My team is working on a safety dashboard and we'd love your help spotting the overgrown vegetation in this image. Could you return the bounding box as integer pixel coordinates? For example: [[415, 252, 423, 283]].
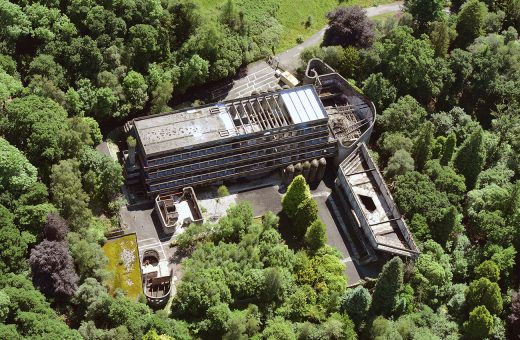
[[172, 198, 350, 338], [2, 0, 520, 338], [102, 234, 143, 300], [193, 0, 394, 51], [298, 2, 520, 338]]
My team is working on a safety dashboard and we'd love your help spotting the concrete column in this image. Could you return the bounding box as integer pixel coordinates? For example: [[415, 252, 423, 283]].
[[127, 136, 136, 166], [317, 158, 327, 182], [302, 161, 311, 181], [309, 159, 319, 182]]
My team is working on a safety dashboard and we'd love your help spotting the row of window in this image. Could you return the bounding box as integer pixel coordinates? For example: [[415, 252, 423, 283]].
[[146, 136, 330, 180], [146, 124, 329, 168], [148, 147, 336, 193]]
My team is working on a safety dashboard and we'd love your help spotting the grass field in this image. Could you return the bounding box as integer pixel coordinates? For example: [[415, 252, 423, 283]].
[[193, 0, 395, 51], [102, 234, 143, 300], [370, 11, 400, 23]]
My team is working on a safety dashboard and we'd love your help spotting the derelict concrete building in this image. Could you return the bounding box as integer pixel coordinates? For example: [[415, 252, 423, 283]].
[[123, 59, 418, 261], [124, 59, 376, 197], [335, 143, 420, 261]]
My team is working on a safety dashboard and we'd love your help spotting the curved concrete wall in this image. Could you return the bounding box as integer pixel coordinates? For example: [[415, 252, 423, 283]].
[[304, 58, 377, 166]]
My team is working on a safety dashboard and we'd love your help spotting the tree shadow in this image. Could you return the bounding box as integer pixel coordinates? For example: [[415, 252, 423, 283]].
[[276, 211, 304, 250]]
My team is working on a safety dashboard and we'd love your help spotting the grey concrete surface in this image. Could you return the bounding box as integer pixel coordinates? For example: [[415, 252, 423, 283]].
[[236, 186, 283, 216], [120, 203, 174, 261], [121, 174, 379, 285]]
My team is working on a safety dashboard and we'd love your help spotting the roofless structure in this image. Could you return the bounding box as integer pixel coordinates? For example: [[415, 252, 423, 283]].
[[336, 143, 420, 260], [155, 187, 203, 234]]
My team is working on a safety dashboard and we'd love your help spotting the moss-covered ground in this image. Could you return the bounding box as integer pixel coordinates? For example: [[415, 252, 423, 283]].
[[102, 234, 143, 300]]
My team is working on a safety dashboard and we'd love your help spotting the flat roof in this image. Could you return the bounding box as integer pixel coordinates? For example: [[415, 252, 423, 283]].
[[134, 85, 327, 156], [339, 144, 419, 256]]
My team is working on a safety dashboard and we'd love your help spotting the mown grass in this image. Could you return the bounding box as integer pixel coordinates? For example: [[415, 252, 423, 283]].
[[369, 11, 399, 23], [102, 234, 143, 300], [193, 0, 396, 51]]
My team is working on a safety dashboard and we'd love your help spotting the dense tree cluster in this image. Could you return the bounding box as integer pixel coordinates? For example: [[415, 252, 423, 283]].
[[298, 3, 520, 338], [172, 202, 350, 338], [0, 0, 284, 122], [1, 0, 520, 338]]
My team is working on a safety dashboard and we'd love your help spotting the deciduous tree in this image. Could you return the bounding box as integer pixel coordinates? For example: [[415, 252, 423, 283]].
[[377, 96, 428, 137], [365, 27, 452, 102], [0, 205, 35, 274], [323, 6, 375, 48], [0, 138, 37, 198], [29, 239, 79, 297], [43, 212, 69, 241], [50, 159, 92, 230], [1, 95, 71, 174], [261, 317, 296, 340], [384, 149, 415, 178], [122, 70, 148, 114], [68, 232, 108, 281], [362, 73, 397, 111], [404, 0, 446, 32]]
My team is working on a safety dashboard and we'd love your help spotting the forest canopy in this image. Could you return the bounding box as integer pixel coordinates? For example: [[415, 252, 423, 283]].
[[1, 0, 520, 338]]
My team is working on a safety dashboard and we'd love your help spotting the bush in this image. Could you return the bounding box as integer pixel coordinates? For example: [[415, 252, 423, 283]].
[[304, 219, 327, 253], [217, 185, 230, 198]]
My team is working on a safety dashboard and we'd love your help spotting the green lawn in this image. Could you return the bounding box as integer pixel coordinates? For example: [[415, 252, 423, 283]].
[[193, 0, 396, 51], [102, 234, 143, 300], [370, 11, 399, 23]]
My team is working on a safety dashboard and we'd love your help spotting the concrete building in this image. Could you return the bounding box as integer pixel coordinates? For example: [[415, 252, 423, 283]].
[[335, 143, 420, 262], [124, 60, 375, 197], [123, 59, 418, 261], [155, 187, 203, 234], [141, 249, 172, 307]]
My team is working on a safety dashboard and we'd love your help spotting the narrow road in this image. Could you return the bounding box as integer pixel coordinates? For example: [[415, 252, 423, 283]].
[[275, 1, 403, 71]]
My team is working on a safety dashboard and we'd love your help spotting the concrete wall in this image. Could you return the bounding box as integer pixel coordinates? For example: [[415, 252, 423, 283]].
[[359, 146, 418, 254]]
